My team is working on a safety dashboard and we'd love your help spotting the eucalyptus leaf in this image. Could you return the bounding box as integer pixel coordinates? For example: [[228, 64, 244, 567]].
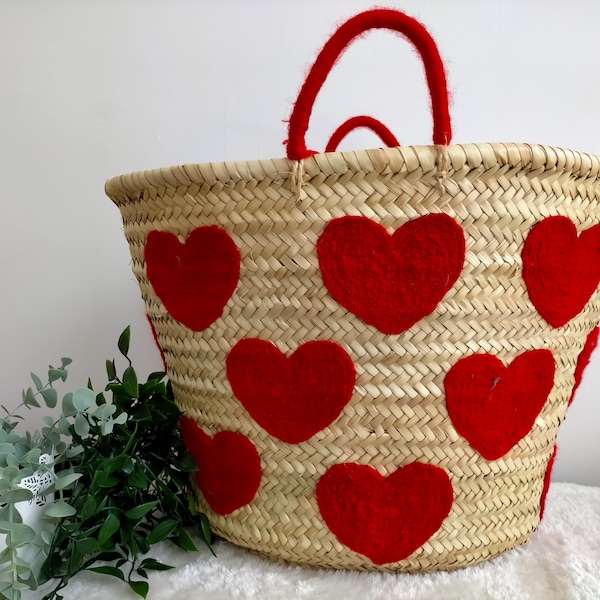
[[6, 454, 19, 468], [24, 387, 40, 408], [22, 447, 42, 463], [44, 500, 77, 518], [1, 466, 20, 483], [54, 472, 83, 491], [7, 523, 36, 548], [0, 582, 12, 594], [65, 444, 83, 458], [0, 521, 16, 533], [48, 368, 64, 383], [30, 372, 43, 391], [74, 412, 90, 437], [113, 413, 128, 426], [72, 388, 95, 412], [100, 420, 114, 435], [93, 404, 116, 420], [0, 488, 33, 504], [41, 387, 58, 409], [62, 391, 76, 416], [41, 528, 54, 545]]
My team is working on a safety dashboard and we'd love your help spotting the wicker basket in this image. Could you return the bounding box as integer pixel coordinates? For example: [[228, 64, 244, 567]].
[[105, 9, 600, 572]]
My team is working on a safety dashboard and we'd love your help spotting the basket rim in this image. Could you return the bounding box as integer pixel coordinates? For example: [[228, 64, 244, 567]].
[[105, 142, 600, 204]]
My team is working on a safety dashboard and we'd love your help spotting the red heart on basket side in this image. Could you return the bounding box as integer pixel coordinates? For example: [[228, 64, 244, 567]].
[[540, 445, 557, 521], [316, 462, 453, 565], [445, 350, 556, 461], [569, 327, 600, 406], [180, 417, 262, 515], [522, 216, 600, 328], [226, 339, 356, 444], [145, 227, 240, 332], [317, 214, 465, 334]]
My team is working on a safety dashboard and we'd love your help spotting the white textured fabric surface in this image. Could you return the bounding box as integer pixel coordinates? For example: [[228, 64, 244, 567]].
[[31, 482, 600, 600]]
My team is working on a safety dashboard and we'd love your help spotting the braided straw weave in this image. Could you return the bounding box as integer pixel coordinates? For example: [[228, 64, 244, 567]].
[[106, 142, 600, 572]]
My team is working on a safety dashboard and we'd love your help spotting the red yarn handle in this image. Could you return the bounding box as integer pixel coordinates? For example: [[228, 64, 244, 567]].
[[325, 116, 400, 153], [286, 9, 451, 160]]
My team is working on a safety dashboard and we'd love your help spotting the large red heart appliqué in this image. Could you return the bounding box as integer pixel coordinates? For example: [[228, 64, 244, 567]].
[[180, 417, 262, 515], [522, 216, 600, 328], [316, 462, 453, 565], [145, 226, 240, 332], [226, 339, 356, 444], [444, 350, 556, 461], [317, 214, 465, 335]]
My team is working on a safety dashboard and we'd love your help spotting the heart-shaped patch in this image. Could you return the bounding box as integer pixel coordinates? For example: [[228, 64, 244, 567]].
[[540, 445, 557, 521], [569, 327, 600, 406], [445, 350, 556, 460], [145, 226, 240, 332], [316, 214, 465, 335], [522, 216, 600, 328], [180, 417, 261, 515], [316, 462, 453, 565], [226, 339, 356, 444]]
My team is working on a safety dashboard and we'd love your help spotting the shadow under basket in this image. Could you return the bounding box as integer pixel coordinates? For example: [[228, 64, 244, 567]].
[[105, 9, 600, 573]]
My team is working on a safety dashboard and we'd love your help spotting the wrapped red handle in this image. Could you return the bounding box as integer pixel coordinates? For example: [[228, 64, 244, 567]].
[[286, 9, 451, 160], [325, 115, 400, 153]]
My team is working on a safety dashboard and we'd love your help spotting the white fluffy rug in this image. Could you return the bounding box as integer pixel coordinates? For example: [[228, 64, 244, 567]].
[[30, 482, 599, 600]]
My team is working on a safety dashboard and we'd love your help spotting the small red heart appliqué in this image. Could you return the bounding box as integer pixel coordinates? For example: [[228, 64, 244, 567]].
[[569, 327, 600, 406], [444, 350, 556, 461], [317, 214, 465, 335], [316, 462, 453, 565], [522, 216, 600, 328], [180, 417, 262, 515], [145, 226, 240, 332], [540, 445, 557, 521], [226, 339, 356, 444]]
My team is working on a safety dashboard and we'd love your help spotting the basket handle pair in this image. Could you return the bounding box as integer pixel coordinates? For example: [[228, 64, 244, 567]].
[[286, 9, 452, 159]]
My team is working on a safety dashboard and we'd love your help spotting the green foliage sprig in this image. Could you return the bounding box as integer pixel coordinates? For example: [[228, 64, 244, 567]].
[[0, 357, 72, 600], [39, 327, 214, 599], [0, 327, 213, 600]]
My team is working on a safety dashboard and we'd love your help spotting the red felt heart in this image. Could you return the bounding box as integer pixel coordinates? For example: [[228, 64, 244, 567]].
[[145, 226, 240, 332], [445, 350, 556, 461], [522, 216, 600, 328], [540, 445, 557, 521], [180, 417, 262, 515], [569, 327, 600, 406], [226, 339, 356, 444], [317, 214, 465, 334], [316, 462, 453, 565]]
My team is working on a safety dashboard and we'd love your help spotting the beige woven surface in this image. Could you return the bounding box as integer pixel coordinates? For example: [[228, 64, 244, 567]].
[[106, 142, 600, 572]]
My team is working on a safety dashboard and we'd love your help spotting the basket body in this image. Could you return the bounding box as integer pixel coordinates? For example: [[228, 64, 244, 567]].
[[106, 142, 600, 571]]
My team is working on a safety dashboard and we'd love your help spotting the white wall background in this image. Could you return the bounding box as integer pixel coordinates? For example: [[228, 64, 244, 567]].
[[1, 0, 599, 485]]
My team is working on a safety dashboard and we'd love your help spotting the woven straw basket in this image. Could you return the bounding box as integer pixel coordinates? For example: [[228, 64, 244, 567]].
[[105, 10, 600, 572]]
